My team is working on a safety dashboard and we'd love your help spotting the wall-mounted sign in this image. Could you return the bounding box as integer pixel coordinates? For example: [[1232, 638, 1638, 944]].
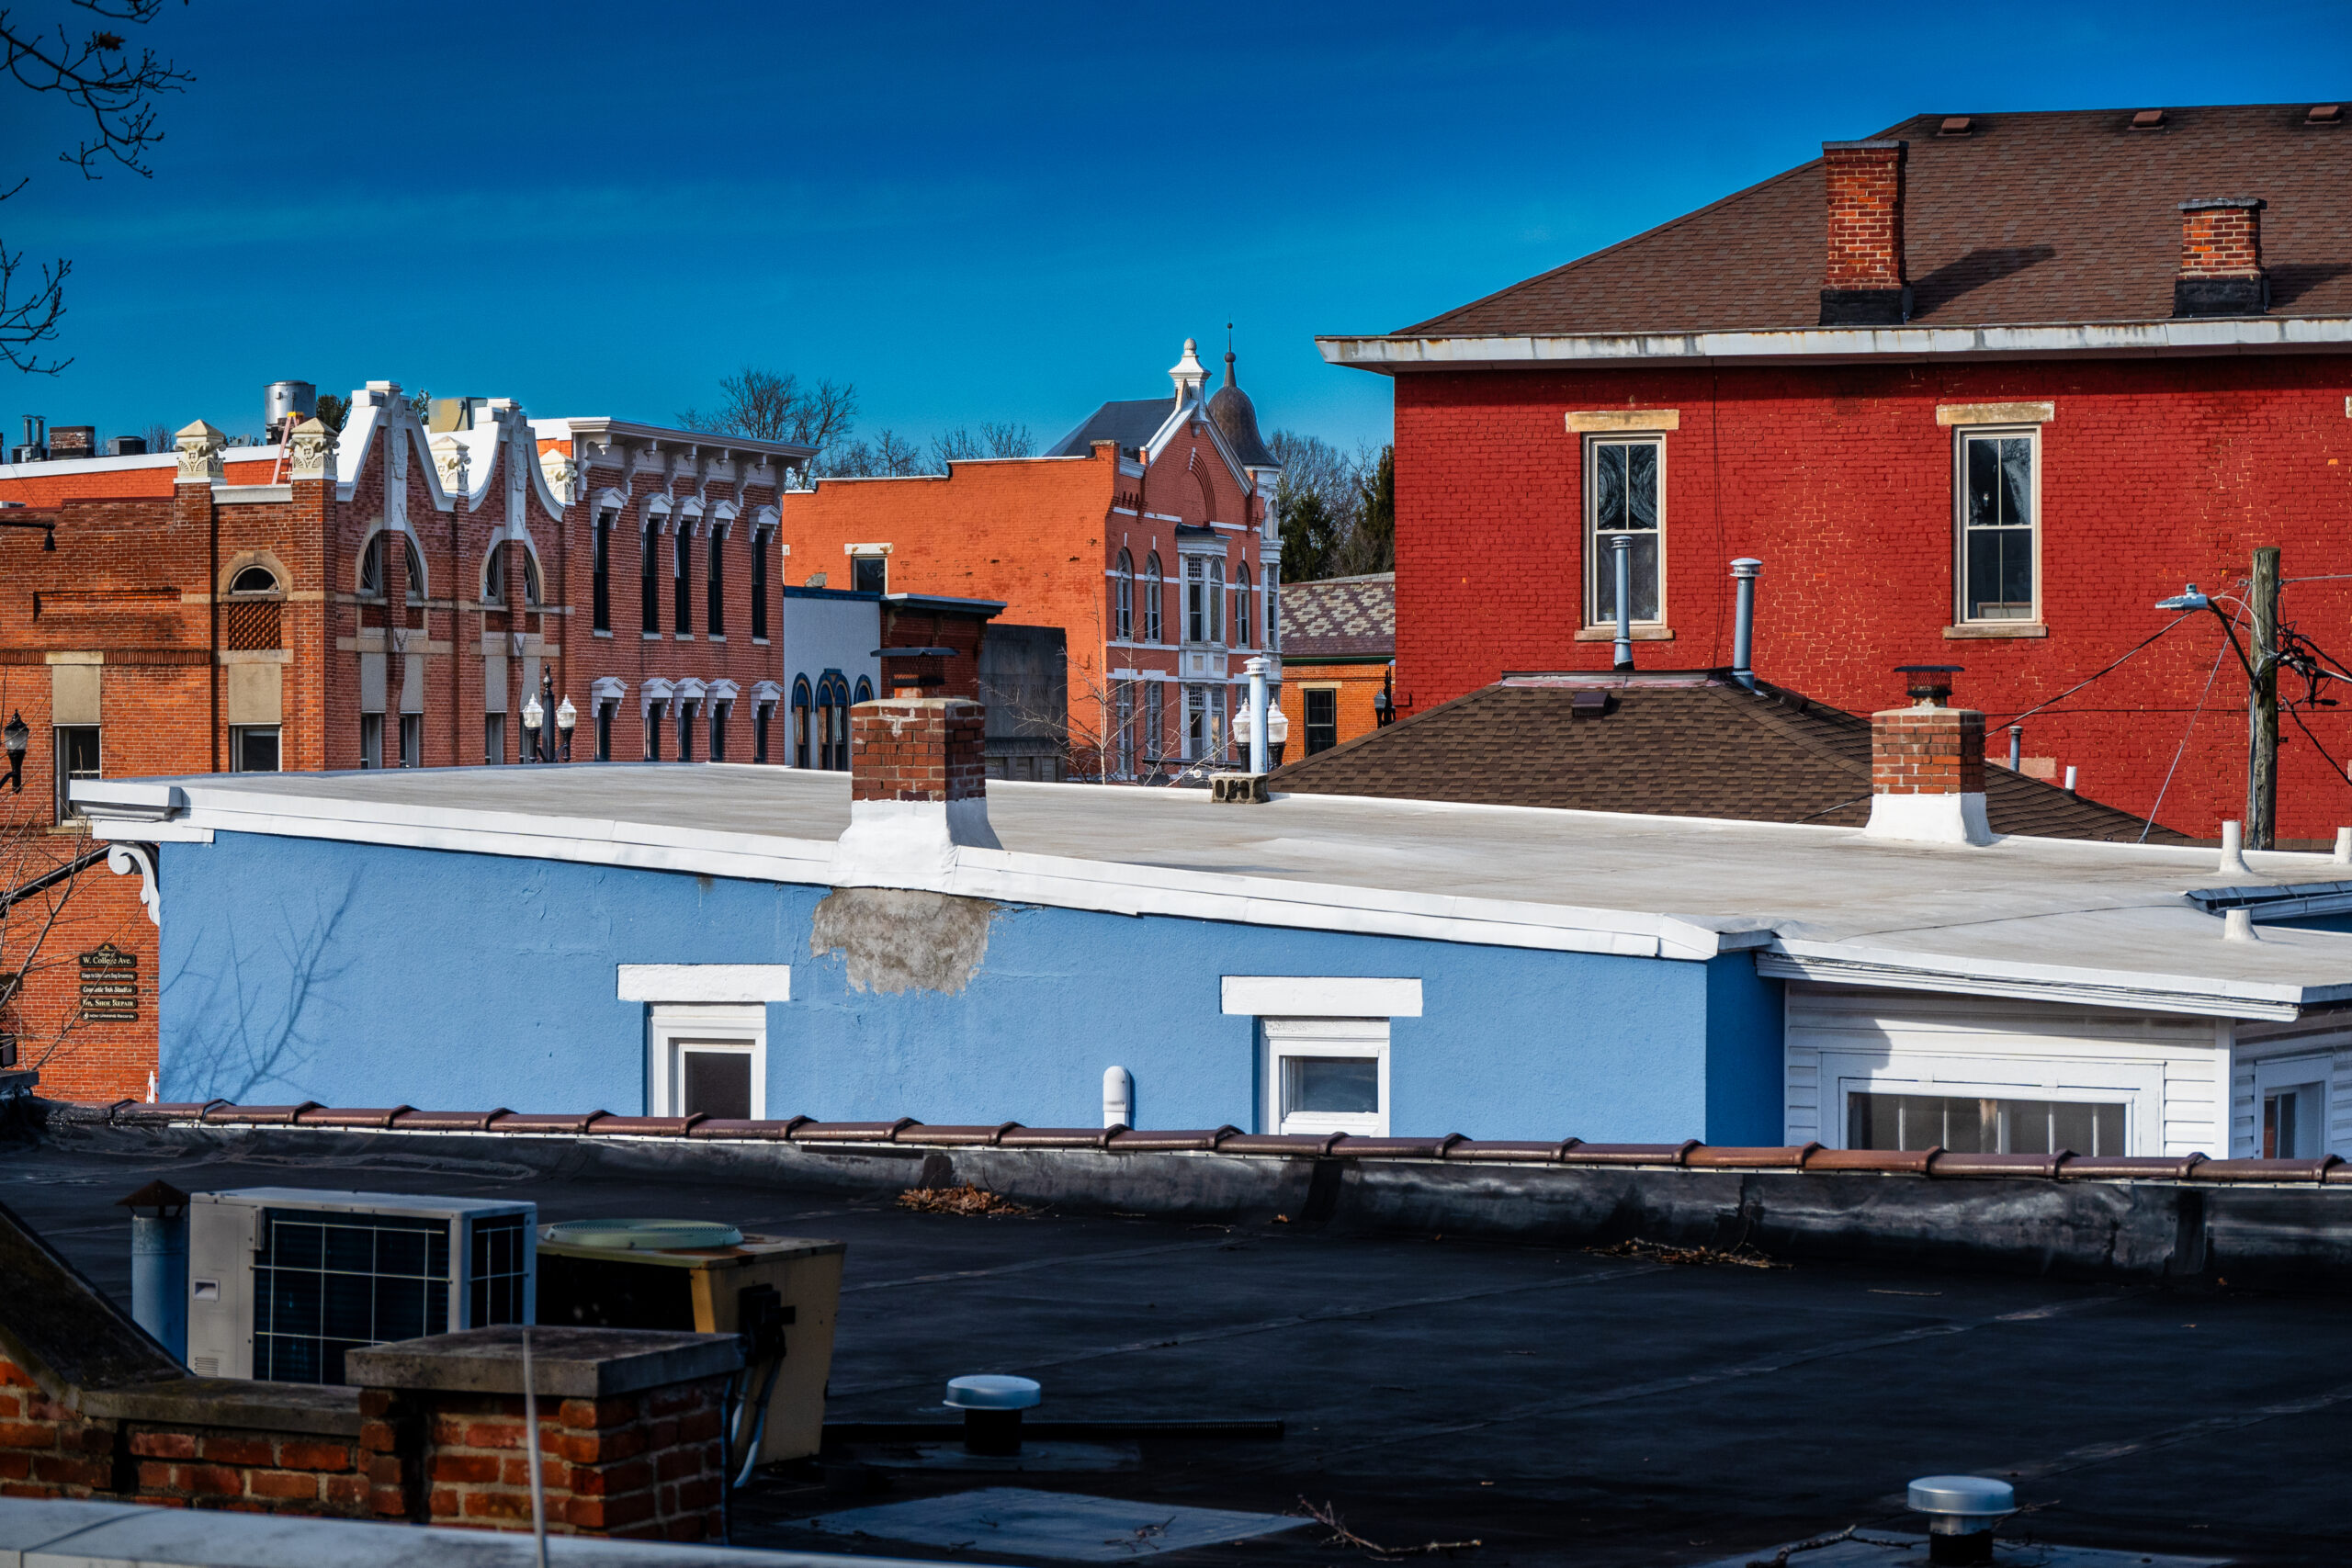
[[79, 942, 139, 1022]]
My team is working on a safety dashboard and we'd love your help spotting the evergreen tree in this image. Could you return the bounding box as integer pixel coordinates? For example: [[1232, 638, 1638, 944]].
[[1280, 486, 1342, 582]]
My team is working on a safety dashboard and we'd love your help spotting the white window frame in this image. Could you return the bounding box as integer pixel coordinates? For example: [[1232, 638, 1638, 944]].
[[645, 1002, 767, 1121], [1821, 1049, 2158, 1156], [2254, 1055, 2329, 1159], [1952, 424, 2042, 626], [1582, 434, 1667, 629], [1259, 1017, 1391, 1137]]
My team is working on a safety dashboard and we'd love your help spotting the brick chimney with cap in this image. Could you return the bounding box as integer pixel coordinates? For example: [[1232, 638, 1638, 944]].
[[2174, 197, 2268, 318], [1818, 140, 1909, 326], [1864, 665, 1992, 845], [831, 696, 1001, 885]]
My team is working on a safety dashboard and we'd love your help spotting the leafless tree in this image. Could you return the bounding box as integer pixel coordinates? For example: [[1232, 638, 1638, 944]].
[[1, 1, 193, 374], [139, 419, 168, 450], [680, 367, 860, 468], [0, 828, 129, 1082], [820, 428, 923, 479], [926, 422, 1034, 468]]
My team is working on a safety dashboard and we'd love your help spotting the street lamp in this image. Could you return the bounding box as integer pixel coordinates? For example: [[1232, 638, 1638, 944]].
[[2154, 583, 2212, 613], [3, 710, 26, 793], [555, 695, 577, 761], [520, 692, 542, 762]]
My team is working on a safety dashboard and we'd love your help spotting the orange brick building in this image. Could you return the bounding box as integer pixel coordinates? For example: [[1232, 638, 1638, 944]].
[[0, 386, 808, 1101], [777, 340, 1284, 779], [1278, 573, 1396, 755]]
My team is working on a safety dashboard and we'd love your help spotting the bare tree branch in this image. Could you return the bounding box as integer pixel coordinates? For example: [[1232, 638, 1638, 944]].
[[680, 367, 860, 466]]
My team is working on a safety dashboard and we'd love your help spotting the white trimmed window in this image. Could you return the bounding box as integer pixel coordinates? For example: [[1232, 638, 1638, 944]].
[[1956, 427, 2040, 624], [647, 1004, 764, 1121], [1262, 1017, 1390, 1136], [1584, 435, 1663, 627], [1222, 976, 1422, 1138]]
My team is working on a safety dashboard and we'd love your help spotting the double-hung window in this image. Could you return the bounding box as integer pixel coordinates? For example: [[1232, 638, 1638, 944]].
[[592, 510, 613, 633], [1585, 436, 1663, 627], [673, 529, 694, 635], [1957, 428, 2039, 624], [1114, 550, 1134, 641], [750, 530, 771, 640], [707, 532, 726, 637], [640, 523, 661, 634], [54, 726, 99, 821]]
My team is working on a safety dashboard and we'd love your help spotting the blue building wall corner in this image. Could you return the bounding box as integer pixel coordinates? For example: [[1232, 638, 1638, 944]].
[[1702, 953, 1784, 1146]]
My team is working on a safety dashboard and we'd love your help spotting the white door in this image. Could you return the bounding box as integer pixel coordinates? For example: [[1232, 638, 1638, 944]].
[[648, 1003, 765, 1121], [1261, 1017, 1389, 1136]]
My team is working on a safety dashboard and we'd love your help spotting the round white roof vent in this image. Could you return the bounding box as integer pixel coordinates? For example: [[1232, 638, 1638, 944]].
[[944, 1374, 1042, 1411], [543, 1218, 744, 1250]]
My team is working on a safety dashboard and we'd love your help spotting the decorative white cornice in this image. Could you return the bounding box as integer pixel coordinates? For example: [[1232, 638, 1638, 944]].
[[285, 419, 336, 481], [175, 422, 225, 484]]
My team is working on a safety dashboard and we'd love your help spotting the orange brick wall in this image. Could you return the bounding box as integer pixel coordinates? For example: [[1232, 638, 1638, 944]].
[[1282, 662, 1392, 754]]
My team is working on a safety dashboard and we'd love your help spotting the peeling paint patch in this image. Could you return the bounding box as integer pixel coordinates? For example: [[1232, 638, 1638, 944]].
[[811, 887, 999, 995]]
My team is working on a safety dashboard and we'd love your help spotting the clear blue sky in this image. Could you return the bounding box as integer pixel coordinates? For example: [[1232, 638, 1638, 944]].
[[3, 0, 2347, 454]]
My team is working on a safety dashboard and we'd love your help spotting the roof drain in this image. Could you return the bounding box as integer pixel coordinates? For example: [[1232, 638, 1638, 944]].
[[1906, 1475, 2016, 1564], [1729, 558, 1762, 690]]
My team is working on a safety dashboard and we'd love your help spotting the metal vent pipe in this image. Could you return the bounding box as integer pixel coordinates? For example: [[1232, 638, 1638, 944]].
[[1610, 533, 1634, 672], [1906, 1474, 2015, 1565], [1729, 558, 1762, 689]]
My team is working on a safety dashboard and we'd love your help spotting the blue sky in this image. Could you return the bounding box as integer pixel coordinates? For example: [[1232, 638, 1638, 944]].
[[3, 1, 2347, 454]]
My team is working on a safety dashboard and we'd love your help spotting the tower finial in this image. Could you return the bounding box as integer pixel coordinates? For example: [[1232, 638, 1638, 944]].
[[1224, 321, 1237, 385]]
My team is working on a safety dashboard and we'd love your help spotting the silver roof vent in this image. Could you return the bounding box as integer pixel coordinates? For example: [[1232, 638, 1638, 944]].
[[1906, 1474, 2016, 1564]]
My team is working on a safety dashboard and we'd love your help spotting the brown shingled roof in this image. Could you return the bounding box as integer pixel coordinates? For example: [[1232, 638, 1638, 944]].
[[1270, 674, 2188, 844], [1280, 572, 1394, 660], [1405, 104, 2352, 337]]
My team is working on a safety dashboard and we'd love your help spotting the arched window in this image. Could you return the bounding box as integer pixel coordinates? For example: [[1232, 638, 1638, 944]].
[[707, 529, 726, 636], [791, 676, 812, 768], [523, 549, 542, 608], [673, 525, 694, 635], [1114, 549, 1134, 641], [359, 532, 424, 603], [854, 675, 874, 704], [1235, 562, 1253, 649], [815, 672, 852, 770], [225, 562, 283, 653], [640, 518, 662, 633], [229, 565, 280, 595], [1142, 552, 1163, 643], [483, 545, 507, 606]]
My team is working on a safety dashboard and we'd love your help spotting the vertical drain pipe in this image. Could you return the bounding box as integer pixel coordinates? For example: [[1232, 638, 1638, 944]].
[[1728, 558, 1761, 690], [2007, 725, 2021, 772], [1610, 533, 1634, 673]]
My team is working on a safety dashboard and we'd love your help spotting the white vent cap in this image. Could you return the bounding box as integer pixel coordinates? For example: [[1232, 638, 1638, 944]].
[[1906, 1474, 2016, 1524], [945, 1374, 1041, 1411]]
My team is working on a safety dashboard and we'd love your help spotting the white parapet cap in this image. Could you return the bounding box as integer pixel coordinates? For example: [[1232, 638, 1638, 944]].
[[67, 767, 2352, 1021], [1315, 315, 2352, 374], [539, 416, 817, 464]]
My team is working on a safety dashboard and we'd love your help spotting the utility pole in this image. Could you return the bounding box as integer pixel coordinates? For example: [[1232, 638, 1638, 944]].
[[2249, 545, 2280, 850]]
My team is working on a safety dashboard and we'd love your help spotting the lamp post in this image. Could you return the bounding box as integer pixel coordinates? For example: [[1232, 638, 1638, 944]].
[[1374, 668, 1396, 728], [555, 695, 577, 762], [520, 692, 542, 763], [3, 710, 25, 793]]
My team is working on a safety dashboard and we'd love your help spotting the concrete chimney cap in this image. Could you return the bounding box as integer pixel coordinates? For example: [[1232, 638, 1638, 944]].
[[2179, 196, 2266, 211], [1821, 138, 1905, 152]]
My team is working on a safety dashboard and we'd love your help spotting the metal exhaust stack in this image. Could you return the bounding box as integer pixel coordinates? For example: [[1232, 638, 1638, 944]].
[[1610, 533, 1635, 672], [1729, 558, 1762, 689], [1906, 1475, 2015, 1565]]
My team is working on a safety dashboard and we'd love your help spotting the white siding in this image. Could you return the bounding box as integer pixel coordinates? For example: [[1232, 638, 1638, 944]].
[[1785, 984, 2229, 1157], [2229, 1011, 2352, 1158]]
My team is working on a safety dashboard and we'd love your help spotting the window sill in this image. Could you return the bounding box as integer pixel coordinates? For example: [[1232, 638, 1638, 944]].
[[1574, 626, 1675, 642], [1944, 622, 2048, 639], [752, 637, 769, 647], [641, 633, 662, 641], [594, 629, 613, 639], [708, 635, 726, 643]]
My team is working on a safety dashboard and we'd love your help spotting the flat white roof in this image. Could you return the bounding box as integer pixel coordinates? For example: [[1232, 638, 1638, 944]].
[[77, 766, 2352, 1020]]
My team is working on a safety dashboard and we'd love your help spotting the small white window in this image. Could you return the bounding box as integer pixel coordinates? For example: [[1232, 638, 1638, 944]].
[[1261, 1017, 1389, 1137], [2254, 1057, 2328, 1158], [647, 1003, 765, 1121]]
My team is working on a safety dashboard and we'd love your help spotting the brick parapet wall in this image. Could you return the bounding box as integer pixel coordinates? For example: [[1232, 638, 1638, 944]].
[[360, 1380, 725, 1540], [1871, 705, 1986, 795], [850, 698, 987, 804]]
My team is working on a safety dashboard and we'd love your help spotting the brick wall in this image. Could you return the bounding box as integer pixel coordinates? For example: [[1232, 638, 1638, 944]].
[[0, 1348, 368, 1516], [1821, 141, 1905, 289], [363, 1381, 726, 1540], [2179, 201, 2263, 276], [1392, 355, 2352, 840], [851, 698, 987, 804], [1281, 662, 1390, 752]]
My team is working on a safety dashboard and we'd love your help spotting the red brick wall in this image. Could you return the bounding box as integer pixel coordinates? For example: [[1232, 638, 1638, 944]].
[[1822, 141, 1905, 290], [2180, 204, 2263, 276], [850, 699, 987, 804], [1872, 705, 1987, 795], [1393, 355, 2352, 840], [1281, 663, 1390, 751]]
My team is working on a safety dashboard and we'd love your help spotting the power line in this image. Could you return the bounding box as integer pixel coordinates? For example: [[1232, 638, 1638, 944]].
[[2140, 609, 2236, 843], [1988, 613, 2199, 727]]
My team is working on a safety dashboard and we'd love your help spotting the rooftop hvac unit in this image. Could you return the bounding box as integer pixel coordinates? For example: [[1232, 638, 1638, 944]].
[[536, 1220, 843, 1468], [187, 1189, 536, 1384]]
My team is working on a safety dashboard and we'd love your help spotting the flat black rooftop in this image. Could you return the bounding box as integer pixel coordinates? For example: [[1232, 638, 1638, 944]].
[[5, 1130, 2341, 1566]]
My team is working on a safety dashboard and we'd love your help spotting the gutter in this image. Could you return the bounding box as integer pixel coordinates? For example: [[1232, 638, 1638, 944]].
[[1315, 315, 2352, 374]]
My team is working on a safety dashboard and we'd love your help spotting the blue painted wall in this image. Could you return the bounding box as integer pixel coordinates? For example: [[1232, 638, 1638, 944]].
[[156, 833, 1783, 1143]]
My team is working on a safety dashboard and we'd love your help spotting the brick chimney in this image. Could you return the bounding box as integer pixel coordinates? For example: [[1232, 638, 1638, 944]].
[[2174, 197, 2268, 318], [1819, 140, 1909, 327], [833, 695, 1001, 884], [1864, 666, 1991, 845]]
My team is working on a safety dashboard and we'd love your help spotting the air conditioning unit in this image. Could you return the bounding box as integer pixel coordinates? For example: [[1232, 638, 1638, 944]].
[[187, 1189, 537, 1383]]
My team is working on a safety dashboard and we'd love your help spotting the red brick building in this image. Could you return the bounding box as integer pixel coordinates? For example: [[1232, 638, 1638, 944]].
[[0, 387, 808, 1100], [777, 340, 1283, 779], [1318, 103, 2352, 841], [1277, 572, 1394, 754]]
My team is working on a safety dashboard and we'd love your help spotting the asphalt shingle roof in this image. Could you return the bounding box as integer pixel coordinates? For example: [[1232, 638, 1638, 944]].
[[1280, 572, 1395, 660], [1406, 104, 2352, 337], [1271, 675, 2188, 843], [1045, 398, 1177, 457]]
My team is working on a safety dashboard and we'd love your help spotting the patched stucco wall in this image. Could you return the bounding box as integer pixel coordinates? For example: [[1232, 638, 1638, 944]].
[[155, 832, 1780, 1142]]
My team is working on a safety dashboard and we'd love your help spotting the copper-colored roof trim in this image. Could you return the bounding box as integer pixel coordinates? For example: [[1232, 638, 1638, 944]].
[[200, 1102, 319, 1126], [585, 1115, 703, 1137], [390, 1108, 512, 1132], [294, 1105, 413, 1130]]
